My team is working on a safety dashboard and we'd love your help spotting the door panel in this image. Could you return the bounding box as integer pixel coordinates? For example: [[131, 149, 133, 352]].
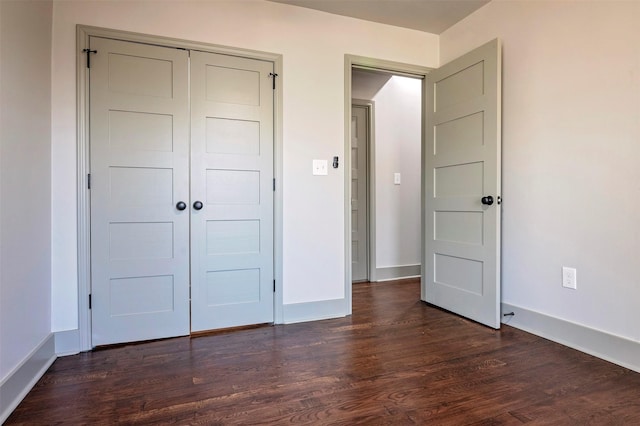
[[351, 105, 369, 282], [425, 39, 501, 328], [90, 37, 190, 345], [190, 51, 274, 332]]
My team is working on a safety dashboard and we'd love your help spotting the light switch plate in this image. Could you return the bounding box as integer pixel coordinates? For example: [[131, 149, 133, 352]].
[[394, 173, 401, 185], [313, 159, 328, 176]]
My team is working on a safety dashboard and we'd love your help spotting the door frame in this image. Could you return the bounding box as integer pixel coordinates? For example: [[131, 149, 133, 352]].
[[343, 55, 431, 315], [76, 25, 284, 350], [350, 99, 375, 283]]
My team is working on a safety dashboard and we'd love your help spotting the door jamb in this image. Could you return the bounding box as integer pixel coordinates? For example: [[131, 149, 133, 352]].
[[344, 55, 431, 315], [77, 25, 284, 350]]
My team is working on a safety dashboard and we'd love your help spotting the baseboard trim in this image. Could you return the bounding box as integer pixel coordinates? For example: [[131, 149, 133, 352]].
[[55, 329, 80, 356], [502, 303, 640, 373], [283, 298, 346, 324], [375, 264, 421, 282], [0, 333, 56, 423]]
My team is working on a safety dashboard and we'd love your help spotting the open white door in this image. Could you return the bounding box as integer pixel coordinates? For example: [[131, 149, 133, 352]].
[[351, 104, 369, 282], [424, 39, 501, 328]]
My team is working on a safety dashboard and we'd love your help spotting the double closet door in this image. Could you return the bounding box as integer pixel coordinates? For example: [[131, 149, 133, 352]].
[[89, 37, 274, 346]]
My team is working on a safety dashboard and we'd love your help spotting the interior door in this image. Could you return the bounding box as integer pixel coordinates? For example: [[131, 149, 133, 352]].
[[424, 39, 502, 328], [351, 104, 369, 282], [89, 37, 190, 345], [190, 51, 275, 332]]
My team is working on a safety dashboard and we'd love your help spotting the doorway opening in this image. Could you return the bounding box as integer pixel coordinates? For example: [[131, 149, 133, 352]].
[[345, 41, 502, 328], [344, 57, 430, 313]]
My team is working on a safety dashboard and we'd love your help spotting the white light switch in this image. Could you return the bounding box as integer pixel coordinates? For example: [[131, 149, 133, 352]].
[[313, 159, 328, 176], [394, 172, 401, 185]]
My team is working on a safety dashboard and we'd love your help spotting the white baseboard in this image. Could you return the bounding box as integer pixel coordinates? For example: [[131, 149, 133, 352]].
[[0, 333, 56, 423], [502, 302, 640, 373], [55, 329, 80, 356], [375, 264, 421, 282], [283, 298, 346, 324]]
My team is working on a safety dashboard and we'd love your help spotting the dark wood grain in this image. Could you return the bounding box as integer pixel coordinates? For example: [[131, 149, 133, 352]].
[[6, 278, 640, 424]]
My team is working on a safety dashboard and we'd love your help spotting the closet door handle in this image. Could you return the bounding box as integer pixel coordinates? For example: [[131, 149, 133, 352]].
[[176, 201, 187, 211], [193, 201, 203, 210]]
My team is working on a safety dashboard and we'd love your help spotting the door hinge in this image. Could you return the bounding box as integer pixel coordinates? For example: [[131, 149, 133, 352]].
[[269, 72, 278, 90], [87, 173, 91, 189], [82, 48, 97, 68], [89, 294, 92, 309], [273, 178, 276, 191], [273, 279, 276, 292]]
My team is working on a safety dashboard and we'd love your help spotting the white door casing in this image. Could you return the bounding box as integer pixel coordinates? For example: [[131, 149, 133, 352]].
[[189, 51, 275, 331], [425, 39, 502, 328], [351, 104, 369, 282], [89, 37, 190, 345]]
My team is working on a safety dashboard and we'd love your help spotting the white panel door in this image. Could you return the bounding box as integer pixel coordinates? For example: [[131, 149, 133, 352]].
[[90, 37, 190, 345], [351, 104, 369, 282], [425, 39, 502, 328], [190, 51, 274, 332]]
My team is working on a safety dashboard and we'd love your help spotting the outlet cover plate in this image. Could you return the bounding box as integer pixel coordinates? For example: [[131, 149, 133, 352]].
[[562, 267, 577, 289]]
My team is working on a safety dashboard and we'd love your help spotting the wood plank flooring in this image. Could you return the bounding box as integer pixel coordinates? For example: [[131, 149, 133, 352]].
[[6, 279, 640, 424]]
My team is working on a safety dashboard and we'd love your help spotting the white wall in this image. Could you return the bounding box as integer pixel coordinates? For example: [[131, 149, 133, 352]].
[[441, 1, 640, 342], [0, 0, 53, 380], [372, 76, 422, 270], [51, 0, 439, 331]]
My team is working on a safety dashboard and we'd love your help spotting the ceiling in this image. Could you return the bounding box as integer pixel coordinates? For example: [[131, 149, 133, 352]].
[[268, 0, 490, 34], [352, 69, 393, 99]]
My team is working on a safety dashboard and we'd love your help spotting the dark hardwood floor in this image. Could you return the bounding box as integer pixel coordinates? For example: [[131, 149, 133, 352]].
[[7, 278, 640, 425]]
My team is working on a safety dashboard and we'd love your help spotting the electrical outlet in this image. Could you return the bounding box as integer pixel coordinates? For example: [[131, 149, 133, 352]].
[[562, 267, 577, 289]]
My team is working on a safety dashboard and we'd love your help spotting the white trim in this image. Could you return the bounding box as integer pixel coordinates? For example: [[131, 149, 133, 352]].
[[344, 55, 431, 315], [348, 55, 433, 78], [375, 264, 421, 282], [77, 25, 281, 62], [420, 75, 428, 301], [0, 334, 56, 423], [76, 27, 91, 351], [344, 58, 353, 315], [502, 303, 640, 374], [273, 54, 284, 325], [76, 25, 284, 346], [282, 299, 346, 324], [352, 65, 426, 80], [54, 329, 80, 356]]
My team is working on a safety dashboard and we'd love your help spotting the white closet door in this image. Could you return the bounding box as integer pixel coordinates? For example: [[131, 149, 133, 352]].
[[190, 51, 275, 332], [89, 37, 190, 346]]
